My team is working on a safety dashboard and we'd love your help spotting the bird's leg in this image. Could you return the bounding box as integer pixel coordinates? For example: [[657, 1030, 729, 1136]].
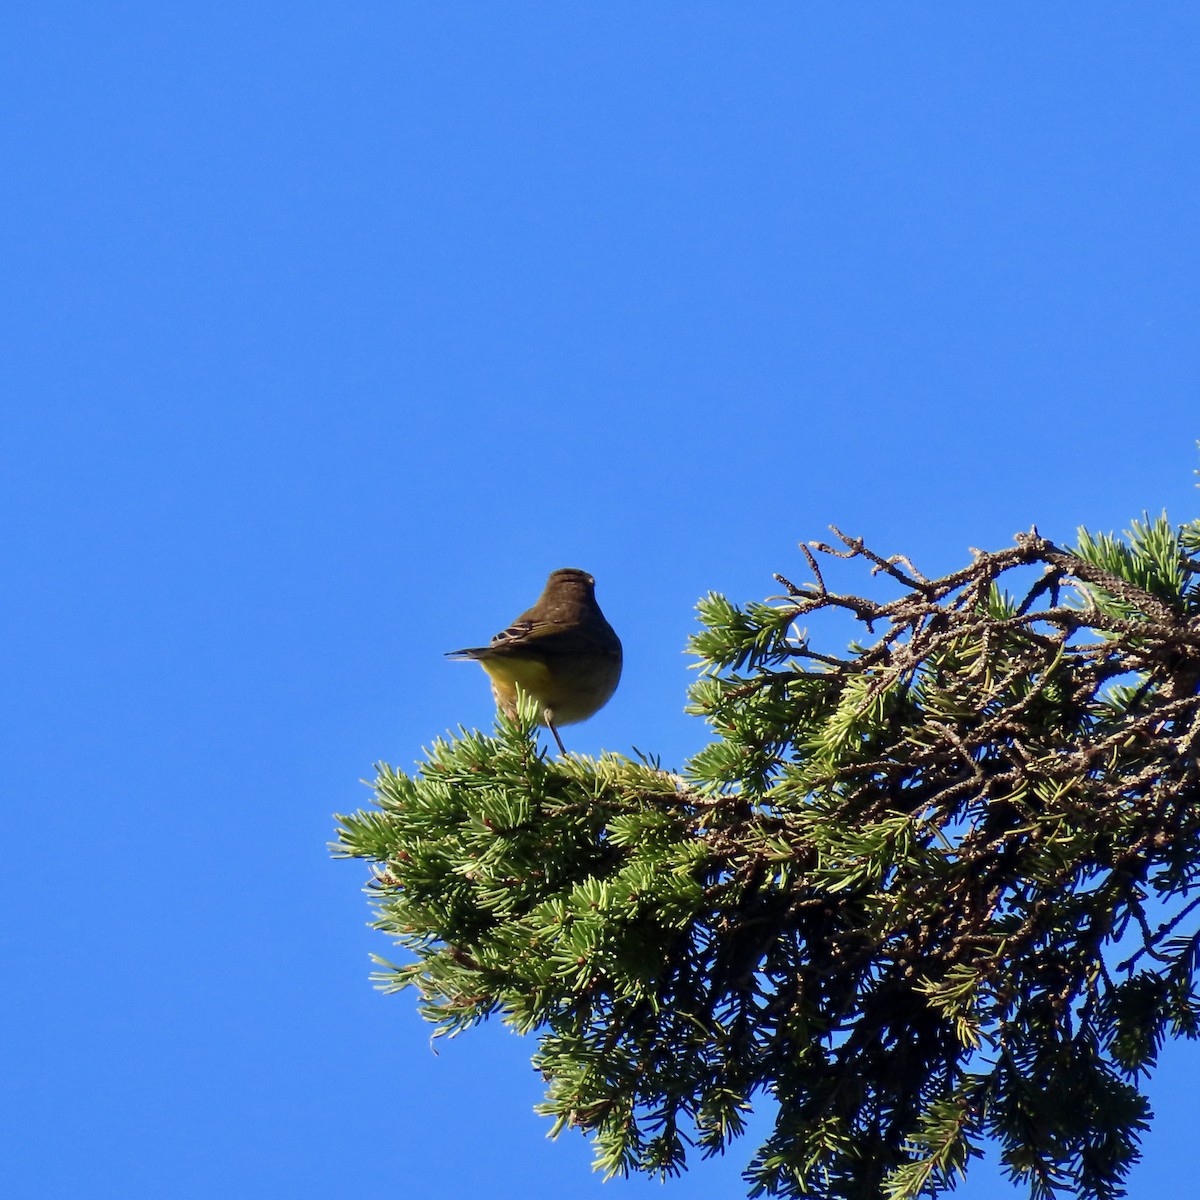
[[545, 709, 568, 755]]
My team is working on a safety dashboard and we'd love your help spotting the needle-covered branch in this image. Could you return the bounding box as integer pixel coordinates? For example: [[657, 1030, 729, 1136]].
[[336, 512, 1200, 1200]]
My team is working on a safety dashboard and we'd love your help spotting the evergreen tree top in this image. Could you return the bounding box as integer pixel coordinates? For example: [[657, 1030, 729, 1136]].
[[337, 512, 1200, 1200]]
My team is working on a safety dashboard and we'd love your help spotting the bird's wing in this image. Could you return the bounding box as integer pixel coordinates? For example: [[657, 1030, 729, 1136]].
[[487, 619, 617, 659], [443, 623, 572, 660]]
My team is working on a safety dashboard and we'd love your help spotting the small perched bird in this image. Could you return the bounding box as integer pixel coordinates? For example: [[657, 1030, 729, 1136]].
[[446, 568, 622, 754]]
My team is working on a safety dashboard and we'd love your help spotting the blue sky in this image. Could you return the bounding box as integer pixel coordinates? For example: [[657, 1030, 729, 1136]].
[[4, 5, 1199, 1198]]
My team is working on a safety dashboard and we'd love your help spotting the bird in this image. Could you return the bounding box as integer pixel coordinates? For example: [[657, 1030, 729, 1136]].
[[446, 568, 622, 754]]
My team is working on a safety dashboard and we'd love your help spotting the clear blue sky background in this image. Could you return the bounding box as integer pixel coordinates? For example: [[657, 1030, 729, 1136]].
[[4, 5, 1199, 1198]]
